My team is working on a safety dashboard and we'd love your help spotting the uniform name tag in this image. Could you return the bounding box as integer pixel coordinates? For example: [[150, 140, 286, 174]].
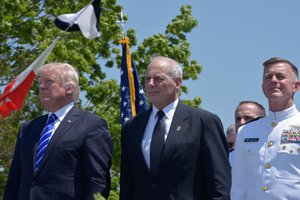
[[244, 138, 259, 142]]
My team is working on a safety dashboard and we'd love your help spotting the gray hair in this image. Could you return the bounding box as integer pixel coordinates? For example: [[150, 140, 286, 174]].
[[40, 63, 80, 101], [226, 124, 236, 136], [150, 55, 183, 79]]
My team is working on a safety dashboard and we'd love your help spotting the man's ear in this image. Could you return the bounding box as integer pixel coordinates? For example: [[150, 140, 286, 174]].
[[294, 81, 300, 92], [65, 86, 74, 95], [175, 76, 182, 88]]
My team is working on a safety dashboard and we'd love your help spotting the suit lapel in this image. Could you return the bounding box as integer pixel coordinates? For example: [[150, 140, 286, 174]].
[[133, 109, 153, 177], [157, 102, 189, 177], [34, 106, 79, 177]]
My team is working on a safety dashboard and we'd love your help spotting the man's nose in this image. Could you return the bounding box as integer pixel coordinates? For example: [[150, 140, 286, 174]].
[[38, 81, 46, 89], [240, 118, 246, 124], [271, 75, 278, 82], [147, 78, 155, 86]]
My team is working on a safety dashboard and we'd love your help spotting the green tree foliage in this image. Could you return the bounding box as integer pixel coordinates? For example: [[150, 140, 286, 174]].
[[0, 0, 202, 199]]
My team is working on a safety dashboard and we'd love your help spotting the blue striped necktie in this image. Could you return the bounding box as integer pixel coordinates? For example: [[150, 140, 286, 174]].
[[35, 114, 58, 171], [150, 110, 166, 177]]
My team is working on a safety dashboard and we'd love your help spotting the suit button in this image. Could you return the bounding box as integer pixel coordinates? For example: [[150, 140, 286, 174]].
[[282, 145, 286, 150], [265, 163, 271, 169], [262, 186, 269, 192], [267, 141, 273, 148], [271, 122, 277, 127]]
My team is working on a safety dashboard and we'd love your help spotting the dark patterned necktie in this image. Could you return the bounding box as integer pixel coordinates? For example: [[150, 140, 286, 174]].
[[35, 114, 58, 171], [150, 110, 166, 177]]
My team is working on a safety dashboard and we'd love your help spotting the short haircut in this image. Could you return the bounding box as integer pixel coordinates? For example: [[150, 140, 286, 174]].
[[40, 63, 80, 101], [150, 55, 183, 79], [236, 100, 266, 117], [263, 57, 298, 80]]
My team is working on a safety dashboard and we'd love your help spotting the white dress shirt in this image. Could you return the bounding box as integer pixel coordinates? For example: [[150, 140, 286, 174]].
[[142, 99, 179, 169], [48, 102, 74, 140]]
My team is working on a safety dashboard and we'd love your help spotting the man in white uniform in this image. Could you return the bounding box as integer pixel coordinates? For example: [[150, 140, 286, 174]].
[[229, 101, 266, 168], [231, 57, 300, 200], [234, 101, 266, 132]]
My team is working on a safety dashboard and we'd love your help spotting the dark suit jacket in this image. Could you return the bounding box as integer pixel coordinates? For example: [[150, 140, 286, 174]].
[[4, 105, 113, 200], [120, 102, 231, 200]]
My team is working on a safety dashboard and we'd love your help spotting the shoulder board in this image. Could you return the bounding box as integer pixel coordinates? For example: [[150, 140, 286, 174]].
[[244, 116, 263, 125]]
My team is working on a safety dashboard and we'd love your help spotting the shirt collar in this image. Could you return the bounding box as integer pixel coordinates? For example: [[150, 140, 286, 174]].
[[152, 98, 179, 120], [50, 102, 75, 122], [268, 104, 299, 121]]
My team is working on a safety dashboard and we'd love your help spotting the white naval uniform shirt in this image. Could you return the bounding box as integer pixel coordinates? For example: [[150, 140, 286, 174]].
[[231, 104, 300, 200]]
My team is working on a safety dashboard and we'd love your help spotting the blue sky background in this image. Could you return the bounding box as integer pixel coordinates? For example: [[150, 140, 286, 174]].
[[1, 1, 299, 132], [112, 0, 300, 130]]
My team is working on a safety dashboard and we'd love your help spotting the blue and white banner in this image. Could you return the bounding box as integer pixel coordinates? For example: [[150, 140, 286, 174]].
[[54, 0, 100, 39]]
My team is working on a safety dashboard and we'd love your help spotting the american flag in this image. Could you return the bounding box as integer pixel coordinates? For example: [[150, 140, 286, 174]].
[[120, 38, 148, 125]]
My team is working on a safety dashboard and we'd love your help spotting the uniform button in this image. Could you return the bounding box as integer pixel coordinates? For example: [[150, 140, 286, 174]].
[[271, 122, 277, 127], [297, 148, 300, 152], [268, 141, 273, 148], [289, 150, 294, 154], [262, 186, 269, 192], [282, 145, 286, 150], [265, 163, 271, 169]]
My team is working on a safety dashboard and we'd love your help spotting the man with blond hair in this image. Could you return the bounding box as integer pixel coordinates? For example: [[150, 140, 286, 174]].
[[4, 63, 113, 200]]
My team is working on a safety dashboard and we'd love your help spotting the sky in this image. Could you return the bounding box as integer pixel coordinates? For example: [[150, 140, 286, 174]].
[[111, 0, 300, 130]]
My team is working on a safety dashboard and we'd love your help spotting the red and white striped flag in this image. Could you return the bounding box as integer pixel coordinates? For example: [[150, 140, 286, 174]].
[[0, 37, 59, 119]]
